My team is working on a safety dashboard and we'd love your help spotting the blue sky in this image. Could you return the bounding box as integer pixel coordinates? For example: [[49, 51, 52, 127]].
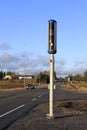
[[0, 0, 87, 77]]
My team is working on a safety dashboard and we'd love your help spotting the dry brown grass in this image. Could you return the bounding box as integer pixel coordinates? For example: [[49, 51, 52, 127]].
[[0, 79, 48, 91], [62, 81, 87, 92]]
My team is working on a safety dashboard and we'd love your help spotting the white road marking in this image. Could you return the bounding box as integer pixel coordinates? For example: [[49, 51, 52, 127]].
[[32, 98, 37, 101], [32, 91, 48, 101], [38, 92, 48, 97], [42, 92, 48, 95], [0, 104, 25, 118], [38, 95, 42, 98]]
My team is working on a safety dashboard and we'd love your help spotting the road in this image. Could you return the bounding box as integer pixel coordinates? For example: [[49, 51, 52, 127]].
[[0, 87, 49, 130], [0, 83, 87, 130]]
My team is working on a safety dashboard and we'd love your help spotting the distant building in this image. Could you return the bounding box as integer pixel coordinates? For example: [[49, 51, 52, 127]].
[[18, 75, 34, 80], [4, 74, 34, 80], [4, 75, 12, 80]]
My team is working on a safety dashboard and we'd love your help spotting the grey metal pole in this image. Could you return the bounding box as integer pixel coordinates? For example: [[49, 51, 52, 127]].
[[49, 54, 54, 118], [47, 19, 57, 119]]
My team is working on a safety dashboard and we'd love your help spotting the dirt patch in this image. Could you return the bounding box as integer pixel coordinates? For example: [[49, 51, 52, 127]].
[[7, 100, 87, 130], [62, 82, 87, 93], [0, 88, 24, 92], [78, 87, 87, 92]]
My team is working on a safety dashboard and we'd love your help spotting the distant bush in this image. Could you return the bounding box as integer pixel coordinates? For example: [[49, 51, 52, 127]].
[[36, 72, 49, 84], [66, 71, 87, 82]]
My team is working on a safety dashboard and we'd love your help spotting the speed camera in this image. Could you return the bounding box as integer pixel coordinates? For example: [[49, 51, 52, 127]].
[[48, 19, 57, 54]]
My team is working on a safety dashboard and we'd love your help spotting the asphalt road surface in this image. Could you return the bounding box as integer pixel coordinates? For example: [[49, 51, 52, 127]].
[[0, 87, 49, 130], [0, 83, 87, 130]]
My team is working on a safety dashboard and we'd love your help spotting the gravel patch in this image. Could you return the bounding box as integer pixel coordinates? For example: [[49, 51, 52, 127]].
[[7, 100, 87, 130]]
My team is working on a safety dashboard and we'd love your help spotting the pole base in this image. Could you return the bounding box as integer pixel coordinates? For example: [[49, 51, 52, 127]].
[[46, 114, 55, 119]]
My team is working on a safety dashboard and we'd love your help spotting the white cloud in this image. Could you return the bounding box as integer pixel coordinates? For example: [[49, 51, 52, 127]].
[[0, 43, 11, 50], [56, 60, 87, 77], [0, 52, 87, 77], [0, 53, 19, 71], [0, 53, 18, 63]]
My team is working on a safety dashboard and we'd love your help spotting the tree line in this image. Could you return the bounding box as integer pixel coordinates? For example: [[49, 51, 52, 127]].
[[67, 71, 87, 81], [0, 71, 18, 80], [0, 71, 5, 79], [0, 70, 57, 84], [1, 70, 87, 82]]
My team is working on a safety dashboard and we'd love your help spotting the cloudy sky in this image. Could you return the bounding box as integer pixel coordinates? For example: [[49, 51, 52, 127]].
[[0, 0, 87, 77]]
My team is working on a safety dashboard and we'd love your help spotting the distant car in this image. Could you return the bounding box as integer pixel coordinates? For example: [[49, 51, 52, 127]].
[[25, 84, 35, 89]]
